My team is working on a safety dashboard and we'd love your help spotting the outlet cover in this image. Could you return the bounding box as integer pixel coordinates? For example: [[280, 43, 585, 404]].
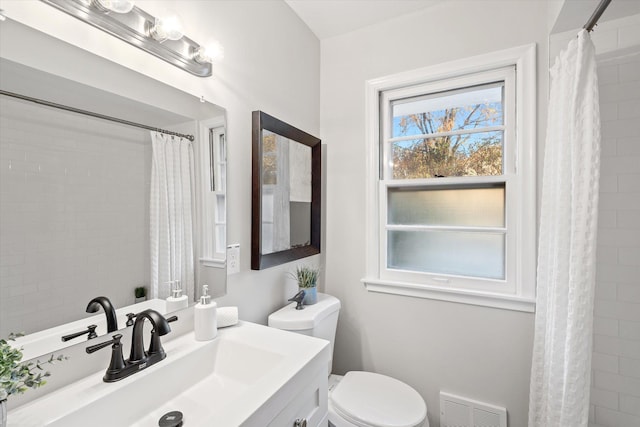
[[227, 244, 240, 275]]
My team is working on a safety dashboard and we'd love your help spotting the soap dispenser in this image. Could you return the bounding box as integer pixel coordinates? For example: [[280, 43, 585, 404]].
[[166, 280, 188, 312], [194, 285, 217, 341]]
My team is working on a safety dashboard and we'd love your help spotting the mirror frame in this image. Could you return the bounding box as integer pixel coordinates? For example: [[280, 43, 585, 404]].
[[251, 111, 321, 270]]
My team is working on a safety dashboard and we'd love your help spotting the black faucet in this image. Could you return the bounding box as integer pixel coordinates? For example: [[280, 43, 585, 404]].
[[130, 309, 172, 363], [86, 309, 172, 383], [86, 296, 118, 333]]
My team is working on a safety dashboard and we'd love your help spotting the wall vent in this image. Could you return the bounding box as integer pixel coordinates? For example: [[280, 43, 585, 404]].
[[440, 391, 507, 427]]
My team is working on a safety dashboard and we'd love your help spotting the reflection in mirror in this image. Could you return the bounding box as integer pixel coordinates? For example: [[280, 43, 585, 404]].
[[261, 130, 312, 254], [0, 18, 226, 359], [201, 126, 227, 264], [252, 111, 321, 270]]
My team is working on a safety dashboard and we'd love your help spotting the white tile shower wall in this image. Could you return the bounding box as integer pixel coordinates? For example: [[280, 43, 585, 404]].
[[0, 96, 151, 337], [590, 51, 640, 427]]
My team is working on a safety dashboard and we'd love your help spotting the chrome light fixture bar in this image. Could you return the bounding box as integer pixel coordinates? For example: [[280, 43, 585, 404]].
[[41, 0, 213, 77]]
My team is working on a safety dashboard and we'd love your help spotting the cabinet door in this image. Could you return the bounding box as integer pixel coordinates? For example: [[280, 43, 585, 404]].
[[267, 370, 328, 427]]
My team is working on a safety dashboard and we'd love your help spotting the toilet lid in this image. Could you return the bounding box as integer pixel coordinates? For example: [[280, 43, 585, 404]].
[[330, 371, 427, 427]]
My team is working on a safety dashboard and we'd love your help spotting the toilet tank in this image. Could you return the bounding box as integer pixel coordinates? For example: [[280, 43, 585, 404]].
[[268, 293, 340, 374]]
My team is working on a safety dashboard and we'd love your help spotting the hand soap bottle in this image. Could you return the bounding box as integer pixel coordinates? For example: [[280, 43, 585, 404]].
[[194, 285, 217, 341], [166, 280, 189, 312]]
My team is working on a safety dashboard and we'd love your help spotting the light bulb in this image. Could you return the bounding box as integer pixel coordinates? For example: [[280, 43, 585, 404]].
[[193, 41, 224, 64], [150, 15, 184, 42], [95, 0, 135, 14]]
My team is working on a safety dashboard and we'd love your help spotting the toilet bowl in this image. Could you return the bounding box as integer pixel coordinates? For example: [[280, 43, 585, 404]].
[[268, 293, 428, 427]]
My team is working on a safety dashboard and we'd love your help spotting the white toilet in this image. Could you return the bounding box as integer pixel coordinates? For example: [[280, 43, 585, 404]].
[[268, 292, 428, 427]]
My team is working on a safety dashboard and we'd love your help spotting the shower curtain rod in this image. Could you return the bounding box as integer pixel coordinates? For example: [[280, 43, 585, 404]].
[[584, 0, 612, 32], [0, 89, 195, 142]]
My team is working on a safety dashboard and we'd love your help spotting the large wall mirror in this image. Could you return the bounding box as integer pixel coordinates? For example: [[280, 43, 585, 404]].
[[0, 18, 226, 360], [251, 111, 321, 270]]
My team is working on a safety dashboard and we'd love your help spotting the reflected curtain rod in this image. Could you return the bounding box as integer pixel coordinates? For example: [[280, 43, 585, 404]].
[[0, 89, 195, 142], [584, 0, 612, 32]]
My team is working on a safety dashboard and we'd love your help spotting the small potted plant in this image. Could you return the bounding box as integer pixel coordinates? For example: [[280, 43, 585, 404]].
[[134, 286, 147, 304], [290, 265, 320, 305], [1, 333, 67, 426]]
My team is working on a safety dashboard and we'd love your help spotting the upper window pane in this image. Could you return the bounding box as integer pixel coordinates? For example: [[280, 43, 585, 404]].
[[391, 83, 504, 138], [391, 130, 503, 179], [389, 83, 505, 179]]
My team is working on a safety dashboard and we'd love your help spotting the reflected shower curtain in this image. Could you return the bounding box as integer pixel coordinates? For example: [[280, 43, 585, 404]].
[[272, 134, 291, 252], [529, 30, 601, 427], [150, 132, 195, 300]]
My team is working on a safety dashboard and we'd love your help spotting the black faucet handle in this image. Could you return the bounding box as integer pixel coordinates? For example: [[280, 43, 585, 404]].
[[87, 324, 98, 339], [126, 312, 136, 327], [86, 334, 127, 382], [86, 334, 123, 354], [166, 315, 178, 323], [62, 324, 99, 342], [288, 290, 306, 310]]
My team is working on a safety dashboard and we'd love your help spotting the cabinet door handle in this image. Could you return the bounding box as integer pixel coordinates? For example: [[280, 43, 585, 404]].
[[294, 418, 307, 427]]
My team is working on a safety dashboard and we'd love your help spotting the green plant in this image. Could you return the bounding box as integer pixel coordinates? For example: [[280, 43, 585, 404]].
[[135, 286, 147, 299], [290, 266, 320, 289], [0, 333, 67, 400]]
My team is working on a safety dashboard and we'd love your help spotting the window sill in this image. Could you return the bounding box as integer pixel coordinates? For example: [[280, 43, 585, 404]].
[[199, 257, 226, 269], [361, 277, 535, 312]]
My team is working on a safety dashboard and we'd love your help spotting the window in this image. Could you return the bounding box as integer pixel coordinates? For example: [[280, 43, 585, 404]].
[[209, 126, 227, 260], [363, 45, 537, 311], [200, 120, 227, 268]]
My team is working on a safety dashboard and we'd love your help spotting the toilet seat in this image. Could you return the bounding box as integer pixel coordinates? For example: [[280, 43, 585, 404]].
[[330, 371, 427, 427]]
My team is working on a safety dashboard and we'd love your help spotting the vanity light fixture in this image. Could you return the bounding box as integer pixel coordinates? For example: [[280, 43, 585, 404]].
[[149, 15, 184, 42], [41, 0, 218, 77], [193, 41, 225, 64], [93, 0, 135, 14]]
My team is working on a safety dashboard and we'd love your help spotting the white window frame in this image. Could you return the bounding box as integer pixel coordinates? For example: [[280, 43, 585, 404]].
[[199, 117, 227, 269], [362, 44, 537, 312]]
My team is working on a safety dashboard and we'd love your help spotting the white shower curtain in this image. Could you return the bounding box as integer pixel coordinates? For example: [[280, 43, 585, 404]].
[[272, 134, 291, 252], [150, 132, 195, 300], [529, 30, 601, 427]]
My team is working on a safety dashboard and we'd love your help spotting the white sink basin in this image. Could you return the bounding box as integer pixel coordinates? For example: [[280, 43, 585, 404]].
[[8, 321, 330, 426]]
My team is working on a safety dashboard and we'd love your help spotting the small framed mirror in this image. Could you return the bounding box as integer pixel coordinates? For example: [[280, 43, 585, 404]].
[[251, 111, 321, 269]]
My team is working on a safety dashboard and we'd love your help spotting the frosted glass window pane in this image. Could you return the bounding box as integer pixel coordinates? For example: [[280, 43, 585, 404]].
[[391, 131, 503, 179], [388, 184, 504, 227], [215, 224, 225, 251], [388, 230, 505, 279], [391, 83, 503, 138], [215, 194, 226, 222]]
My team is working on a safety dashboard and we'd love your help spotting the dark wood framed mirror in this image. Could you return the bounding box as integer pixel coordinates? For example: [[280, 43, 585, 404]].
[[251, 111, 321, 270]]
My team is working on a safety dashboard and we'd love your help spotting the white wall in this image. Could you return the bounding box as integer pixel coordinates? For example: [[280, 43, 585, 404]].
[[321, 1, 549, 426], [0, 96, 151, 337], [0, 0, 321, 325]]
